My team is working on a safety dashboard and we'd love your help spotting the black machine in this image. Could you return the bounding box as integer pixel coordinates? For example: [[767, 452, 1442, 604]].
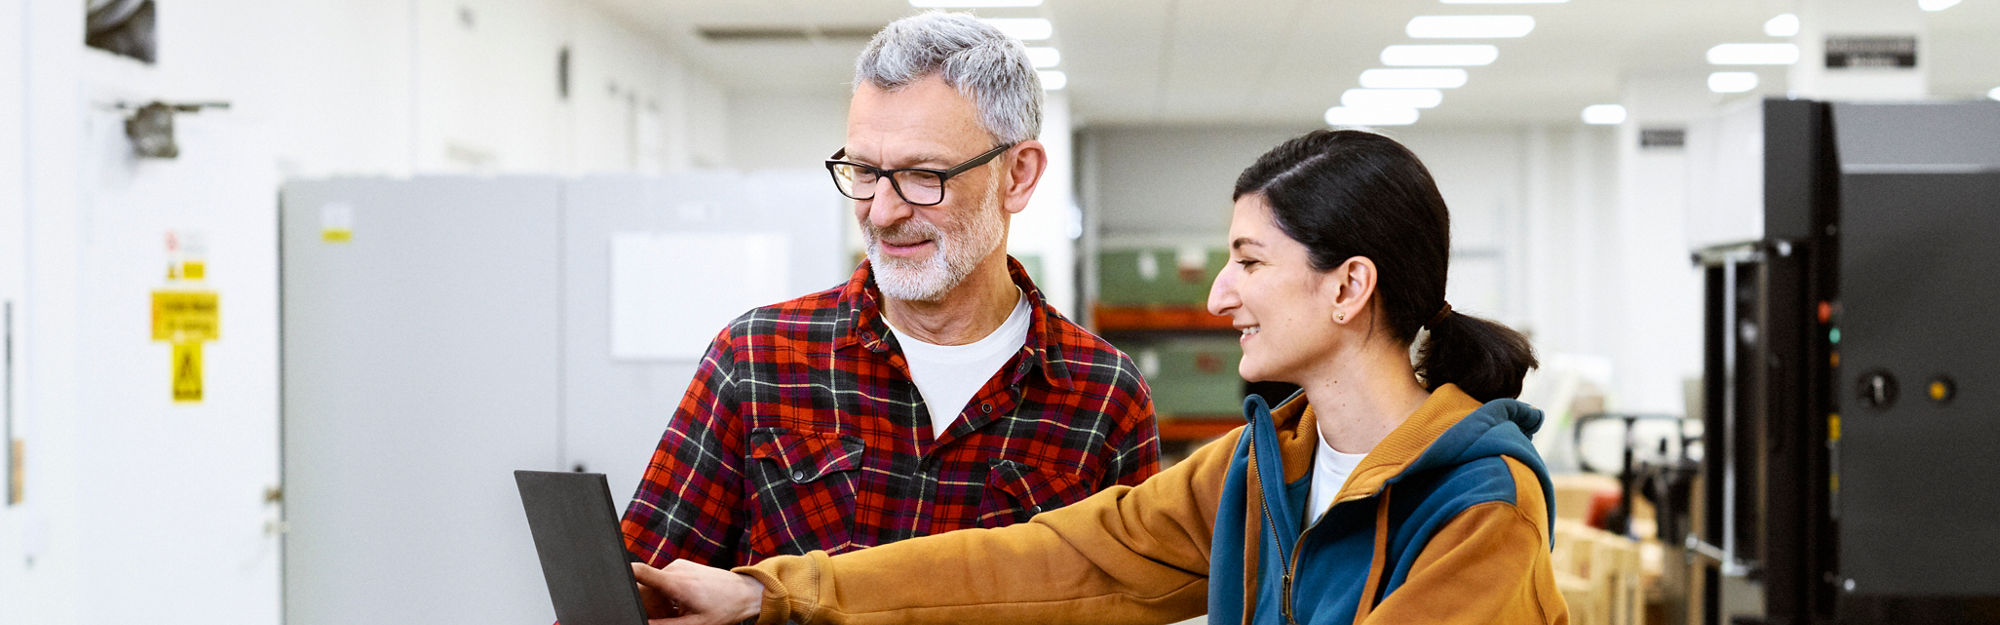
[[1679, 99, 2000, 624]]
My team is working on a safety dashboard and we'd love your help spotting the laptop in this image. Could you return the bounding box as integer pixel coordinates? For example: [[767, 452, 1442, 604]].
[[514, 470, 650, 625]]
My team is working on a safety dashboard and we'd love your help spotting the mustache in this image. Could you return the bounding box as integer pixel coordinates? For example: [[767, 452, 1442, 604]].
[[865, 219, 943, 245]]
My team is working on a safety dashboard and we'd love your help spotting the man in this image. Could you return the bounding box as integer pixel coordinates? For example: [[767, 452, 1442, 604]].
[[620, 11, 1160, 570]]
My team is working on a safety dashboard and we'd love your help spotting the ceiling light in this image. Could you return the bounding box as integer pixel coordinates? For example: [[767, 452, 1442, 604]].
[[1359, 68, 1469, 89], [1764, 13, 1800, 37], [1708, 72, 1759, 93], [1920, 0, 1961, 10], [980, 18, 1052, 41], [1342, 88, 1444, 109], [1324, 106, 1420, 126], [1025, 46, 1060, 68], [1406, 15, 1535, 38], [911, 0, 1042, 6], [1037, 70, 1066, 90], [1381, 44, 1499, 66], [1441, 0, 1566, 3], [1708, 43, 1800, 65], [1581, 104, 1626, 125]]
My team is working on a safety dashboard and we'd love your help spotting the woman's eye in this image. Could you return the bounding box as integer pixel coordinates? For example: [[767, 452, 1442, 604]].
[[1236, 259, 1260, 270]]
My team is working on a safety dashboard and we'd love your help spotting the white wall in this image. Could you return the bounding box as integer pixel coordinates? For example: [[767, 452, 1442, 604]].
[[0, 1, 736, 624], [725, 91, 849, 171]]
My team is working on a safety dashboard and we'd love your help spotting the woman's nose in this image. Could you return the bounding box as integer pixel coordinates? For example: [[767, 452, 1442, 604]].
[[1207, 265, 1238, 317]]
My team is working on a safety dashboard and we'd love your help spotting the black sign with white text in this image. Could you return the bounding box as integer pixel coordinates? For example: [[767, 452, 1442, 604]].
[[1825, 35, 1918, 69]]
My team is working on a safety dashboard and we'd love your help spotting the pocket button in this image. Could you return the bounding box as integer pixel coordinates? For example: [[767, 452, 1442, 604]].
[[791, 470, 807, 482]]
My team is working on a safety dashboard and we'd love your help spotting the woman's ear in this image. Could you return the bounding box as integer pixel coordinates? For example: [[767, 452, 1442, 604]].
[[1329, 256, 1378, 323]]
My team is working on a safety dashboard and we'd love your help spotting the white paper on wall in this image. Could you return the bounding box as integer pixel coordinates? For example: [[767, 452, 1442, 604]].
[[610, 231, 790, 360]]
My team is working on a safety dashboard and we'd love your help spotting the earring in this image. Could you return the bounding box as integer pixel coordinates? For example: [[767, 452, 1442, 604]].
[[1335, 311, 1346, 322]]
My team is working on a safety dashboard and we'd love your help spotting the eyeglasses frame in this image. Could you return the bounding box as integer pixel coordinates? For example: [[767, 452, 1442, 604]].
[[824, 142, 1015, 207]]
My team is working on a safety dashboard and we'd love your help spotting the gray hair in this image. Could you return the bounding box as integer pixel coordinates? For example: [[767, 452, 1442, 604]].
[[854, 11, 1043, 145]]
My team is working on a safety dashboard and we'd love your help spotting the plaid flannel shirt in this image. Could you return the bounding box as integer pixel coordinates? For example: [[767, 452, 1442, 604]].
[[621, 257, 1161, 568]]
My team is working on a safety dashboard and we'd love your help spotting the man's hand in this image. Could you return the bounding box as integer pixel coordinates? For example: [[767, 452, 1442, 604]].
[[630, 560, 766, 625]]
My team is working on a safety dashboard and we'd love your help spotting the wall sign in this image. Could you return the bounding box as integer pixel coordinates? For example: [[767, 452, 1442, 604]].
[[1641, 128, 1687, 150], [1826, 35, 1918, 69]]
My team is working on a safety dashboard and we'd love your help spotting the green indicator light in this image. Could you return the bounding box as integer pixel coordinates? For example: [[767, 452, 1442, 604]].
[[1830, 328, 1841, 344]]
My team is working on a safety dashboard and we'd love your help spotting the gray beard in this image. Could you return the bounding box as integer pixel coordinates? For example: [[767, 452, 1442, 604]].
[[865, 183, 1005, 302]]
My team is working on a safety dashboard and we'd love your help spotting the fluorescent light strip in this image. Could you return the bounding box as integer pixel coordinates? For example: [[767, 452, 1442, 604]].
[[911, 0, 1042, 6], [1764, 13, 1799, 37], [1025, 46, 1061, 68], [980, 18, 1052, 41], [1581, 104, 1626, 125], [1441, 0, 1565, 3], [1360, 68, 1468, 89], [1708, 72, 1759, 93], [1707, 43, 1799, 65], [1038, 70, 1067, 90], [1381, 44, 1498, 66], [1920, 0, 1961, 11], [1325, 106, 1420, 126], [1406, 15, 1535, 38], [1342, 88, 1444, 109]]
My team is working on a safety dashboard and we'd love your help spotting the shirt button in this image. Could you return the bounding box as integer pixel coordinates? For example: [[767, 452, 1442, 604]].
[[791, 470, 807, 481], [1029, 505, 1043, 514], [980, 403, 993, 414]]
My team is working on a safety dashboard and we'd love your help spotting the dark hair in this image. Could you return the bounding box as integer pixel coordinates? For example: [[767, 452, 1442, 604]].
[[1232, 129, 1537, 402]]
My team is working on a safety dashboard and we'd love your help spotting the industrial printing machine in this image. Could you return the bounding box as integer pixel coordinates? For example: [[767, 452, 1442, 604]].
[[1667, 98, 2000, 624]]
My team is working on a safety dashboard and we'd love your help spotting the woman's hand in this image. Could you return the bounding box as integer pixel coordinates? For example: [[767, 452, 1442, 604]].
[[630, 560, 766, 625]]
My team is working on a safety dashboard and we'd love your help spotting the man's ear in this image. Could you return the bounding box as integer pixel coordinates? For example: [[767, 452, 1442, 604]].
[[999, 140, 1046, 215], [1328, 256, 1378, 322]]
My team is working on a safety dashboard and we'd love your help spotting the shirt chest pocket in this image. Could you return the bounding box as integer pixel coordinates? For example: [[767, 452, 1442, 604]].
[[976, 459, 1096, 528], [745, 428, 865, 557]]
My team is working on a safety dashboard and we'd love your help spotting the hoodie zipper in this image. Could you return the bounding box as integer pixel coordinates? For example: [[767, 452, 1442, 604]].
[[1251, 431, 1326, 625]]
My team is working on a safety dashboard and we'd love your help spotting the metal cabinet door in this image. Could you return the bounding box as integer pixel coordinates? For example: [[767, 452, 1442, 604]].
[[281, 177, 563, 625]]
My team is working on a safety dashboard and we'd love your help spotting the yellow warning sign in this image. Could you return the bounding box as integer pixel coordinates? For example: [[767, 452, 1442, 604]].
[[173, 341, 203, 403], [151, 290, 220, 342]]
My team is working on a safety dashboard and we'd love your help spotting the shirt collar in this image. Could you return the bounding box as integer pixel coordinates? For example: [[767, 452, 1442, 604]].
[[837, 256, 1075, 391]]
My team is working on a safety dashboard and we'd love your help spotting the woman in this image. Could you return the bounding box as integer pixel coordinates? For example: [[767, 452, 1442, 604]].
[[636, 130, 1567, 625]]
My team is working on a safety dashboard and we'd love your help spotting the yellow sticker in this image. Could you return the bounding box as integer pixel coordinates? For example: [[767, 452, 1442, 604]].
[[151, 290, 220, 342], [173, 341, 203, 403], [8, 439, 21, 505], [322, 229, 352, 243]]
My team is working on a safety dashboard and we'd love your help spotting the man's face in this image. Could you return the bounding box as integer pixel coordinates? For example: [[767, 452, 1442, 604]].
[[843, 76, 1009, 302]]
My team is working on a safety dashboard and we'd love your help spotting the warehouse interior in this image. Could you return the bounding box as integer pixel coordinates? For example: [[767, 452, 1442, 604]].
[[3, 1, 1999, 624]]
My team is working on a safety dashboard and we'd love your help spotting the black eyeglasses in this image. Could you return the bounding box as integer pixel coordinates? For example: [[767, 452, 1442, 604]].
[[825, 143, 1013, 206]]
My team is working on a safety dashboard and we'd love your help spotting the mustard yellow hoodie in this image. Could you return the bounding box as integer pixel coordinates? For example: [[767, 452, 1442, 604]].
[[738, 385, 1568, 624]]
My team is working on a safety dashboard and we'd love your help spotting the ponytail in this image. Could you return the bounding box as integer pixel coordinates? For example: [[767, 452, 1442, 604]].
[[1415, 311, 1538, 403]]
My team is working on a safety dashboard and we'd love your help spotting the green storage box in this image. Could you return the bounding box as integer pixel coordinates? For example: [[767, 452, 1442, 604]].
[[1121, 335, 1245, 417]]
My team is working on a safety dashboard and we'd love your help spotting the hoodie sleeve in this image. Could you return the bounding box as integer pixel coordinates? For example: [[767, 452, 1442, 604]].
[[1357, 456, 1570, 625], [735, 427, 1245, 625]]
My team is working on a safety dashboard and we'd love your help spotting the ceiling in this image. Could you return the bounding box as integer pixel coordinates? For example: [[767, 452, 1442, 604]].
[[582, 0, 2000, 129]]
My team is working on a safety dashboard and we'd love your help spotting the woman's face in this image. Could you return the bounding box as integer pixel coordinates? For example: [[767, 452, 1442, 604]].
[[1207, 194, 1342, 385]]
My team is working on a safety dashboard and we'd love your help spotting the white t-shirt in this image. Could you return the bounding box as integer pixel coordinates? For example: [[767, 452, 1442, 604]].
[[883, 288, 1032, 439], [1306, 434, 1370, 525]]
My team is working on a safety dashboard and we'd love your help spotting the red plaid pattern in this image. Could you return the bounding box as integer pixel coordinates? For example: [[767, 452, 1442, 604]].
[[621, 257, 1160, 567]]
